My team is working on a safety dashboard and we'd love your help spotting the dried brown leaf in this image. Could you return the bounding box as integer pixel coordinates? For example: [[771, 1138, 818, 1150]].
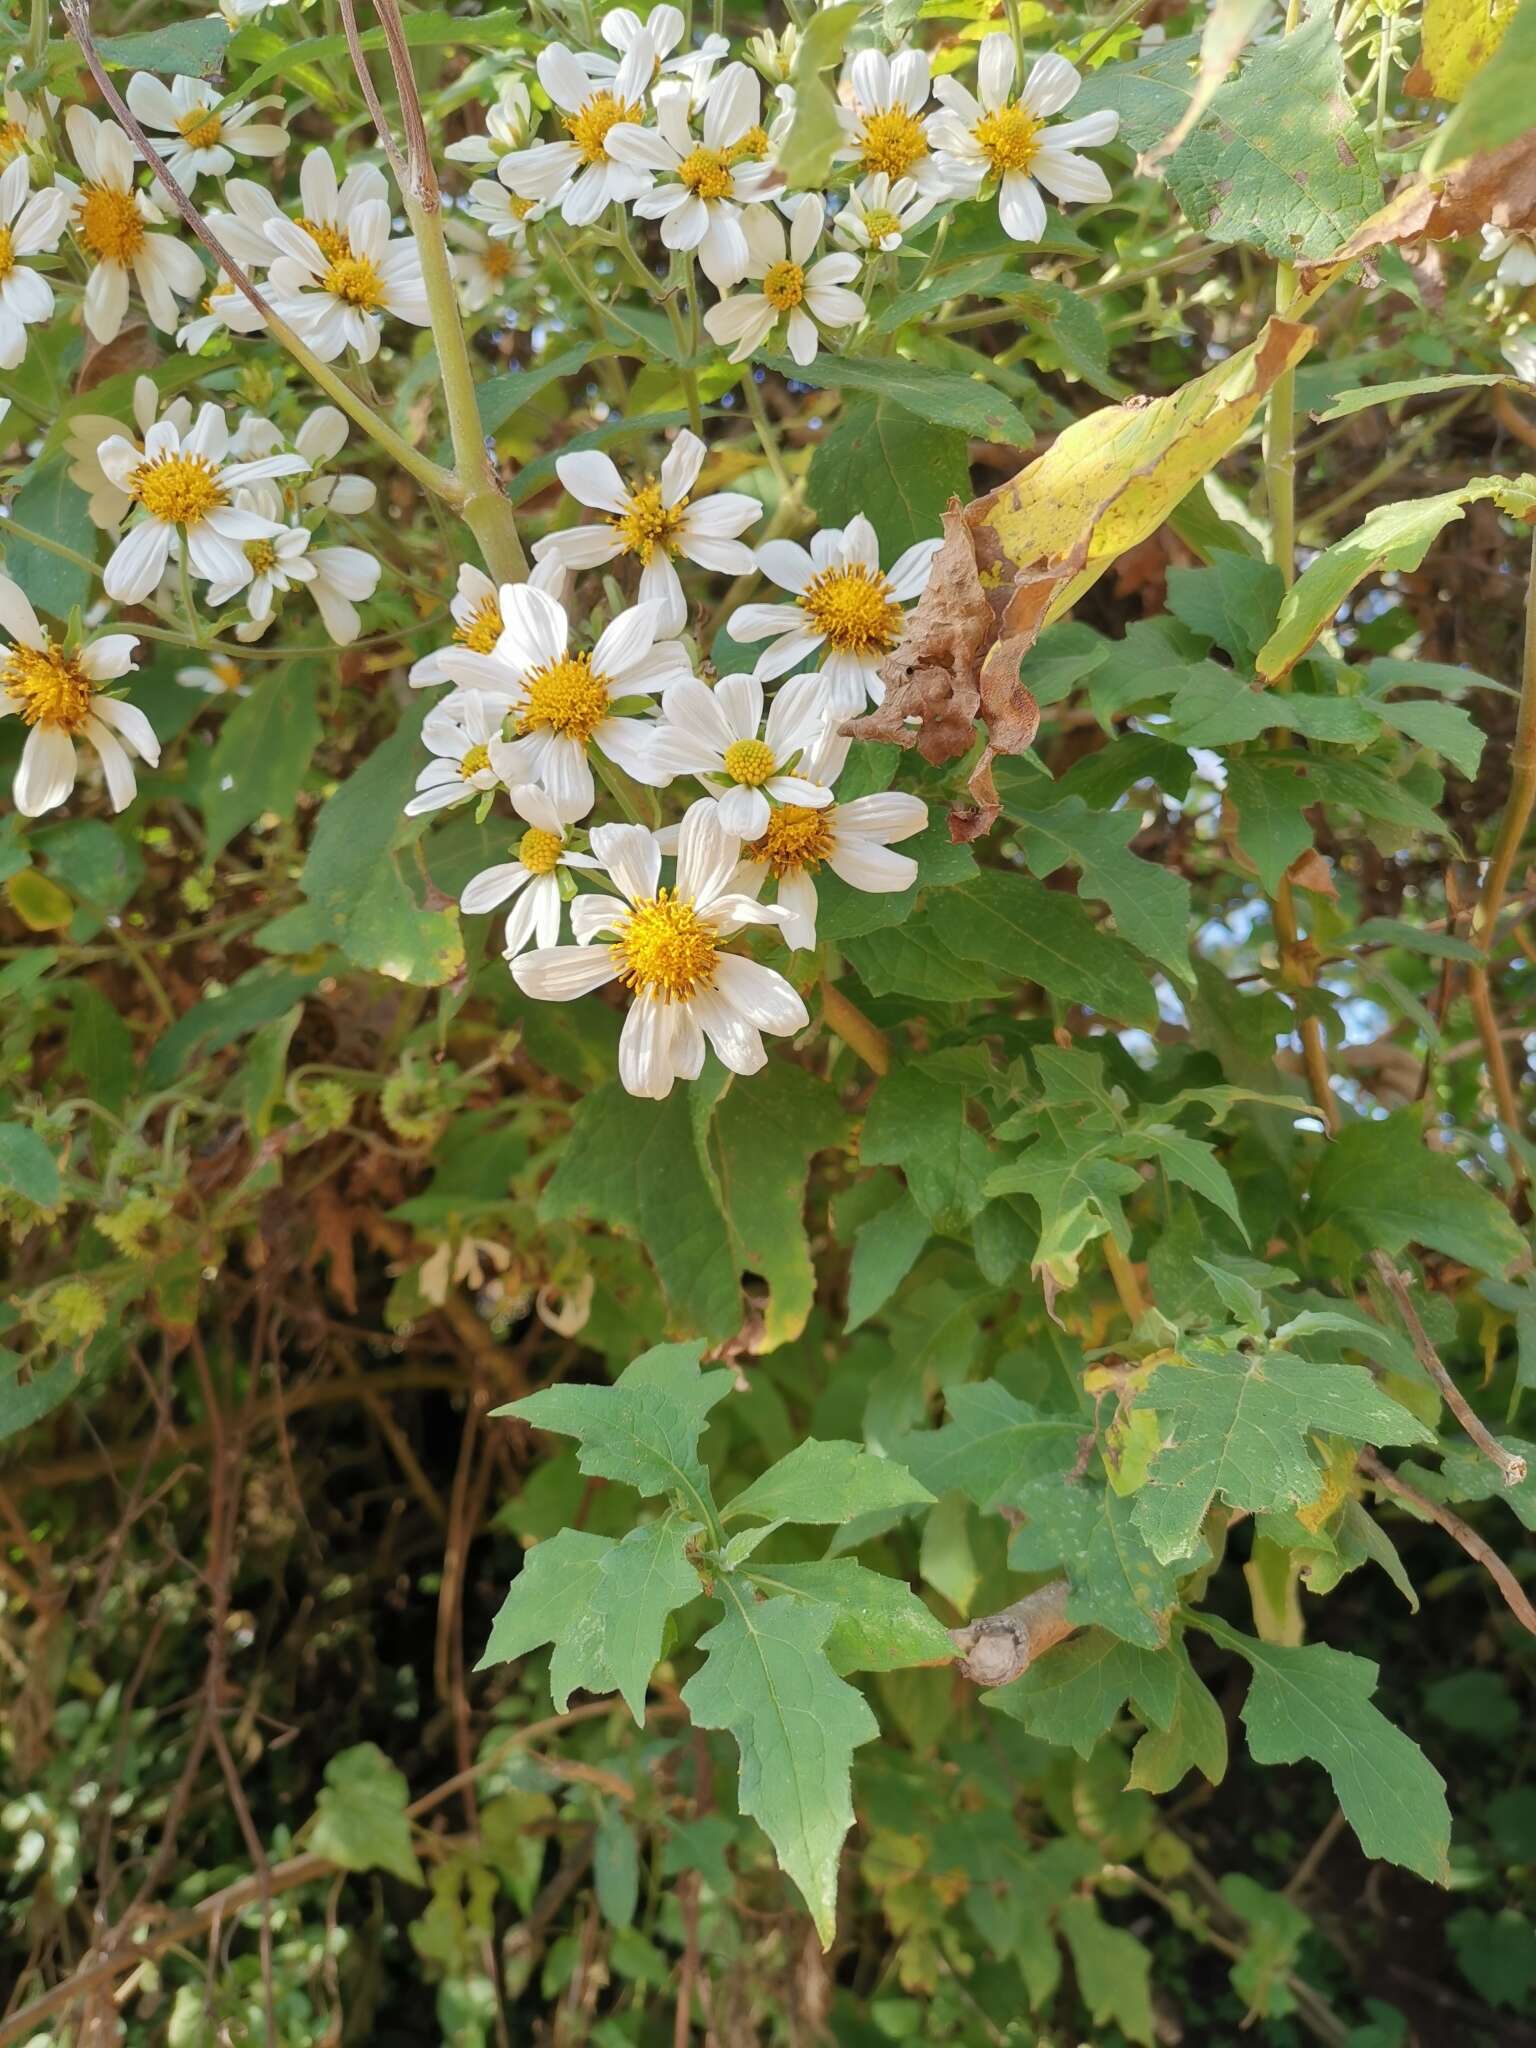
[[1302, 132, 1536, 287]]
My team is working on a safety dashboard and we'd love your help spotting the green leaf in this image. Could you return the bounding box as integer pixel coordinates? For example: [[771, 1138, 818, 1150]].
[[230, 6, 538, 95], [1313, 374, 1515, 421], [1138, 1125, 1247, 1238], [541, 1083, 740, 1339], [760, 351, 1034, 443], [1074, 16, 1379, 262], [1367, 694, 1485, 780], [725, 1440, 934, 1527], [1308, 1109, 1525, 1274], [589, 1515, 700, 1725], [0, 1123, 60, 1208], [477, 341, 598, 434], [842, 912, 1006, 1002], [202, 667, 322, 859], [1009, 796, 1193, 983], [860, 1059, 994, 1234], [1197, 1616, 1451, 1883], [502, 1341, 729, 1523], [1224, 756, 1317, 895], [594, 1807, 640, 1929], [1129, 1337, 1434, 1564], [142, 966, 321, 1091], [807, 398, 969, 557], [309, 1743, 424, 1886], [1448, 1909, 1536, 2010], [682, 1590, 879, 1945], [0, 1360, 79, 1444], [709, 1062, 850, 1350], [941, 873, 1157, 1026], [1221, 1874, 1313, 2022], [477, 1527, 618, 1706], [2, 460, 94, 616], [299, 701, 463, 987], [846, 1189, 930, 1331], [62, 983, 134, 1117], [1007, 1477, 1197, 1647], [898, 1382, 1081, 1508], [740, 1559, 955, 1673], [987, 1629, 1179, 1757], [1128, 1641, 1229, 1792], [1057, 1897, 1156, 2048], [1423, 0, 1536, 170], [1256, 482, 1535, 680], [776, 0, 863, 189], [97, 19, 230, 73]]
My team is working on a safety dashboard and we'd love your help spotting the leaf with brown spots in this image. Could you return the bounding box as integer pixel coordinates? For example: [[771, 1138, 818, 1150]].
[[1301, 132, 1536, 289]]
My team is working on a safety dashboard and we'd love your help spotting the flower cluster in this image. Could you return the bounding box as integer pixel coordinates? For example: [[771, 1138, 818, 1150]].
[[405, 436, 935, 1097]]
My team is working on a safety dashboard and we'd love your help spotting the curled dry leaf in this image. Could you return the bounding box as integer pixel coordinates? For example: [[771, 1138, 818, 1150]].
[[846, 318, 1315, 841], [1301, 131, 1536, 290]]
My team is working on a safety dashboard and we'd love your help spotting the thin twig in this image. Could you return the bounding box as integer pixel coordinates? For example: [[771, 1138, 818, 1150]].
[[1371, 1252, 1528, 1488], [334, 0, 409, 191], [948, 1579, 1074, 1686], [1358, 1449, 1536, 1636]]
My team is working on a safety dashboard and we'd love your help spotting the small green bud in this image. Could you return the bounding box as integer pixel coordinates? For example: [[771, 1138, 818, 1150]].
[[35, 1279, 107, 1349]]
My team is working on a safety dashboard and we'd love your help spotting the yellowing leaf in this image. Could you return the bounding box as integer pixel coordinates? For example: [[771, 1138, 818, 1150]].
[[972, 318, 1314, 625], [1407, 0, 1519, 103]]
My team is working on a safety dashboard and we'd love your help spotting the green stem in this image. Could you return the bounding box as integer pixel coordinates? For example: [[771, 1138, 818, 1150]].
[[1263, 266, 1299, 591], [1077, 0, 1149, 65], [1473, 532, 1536, 954], [741, 372, 792, 497], [0, 517, 98, 578]]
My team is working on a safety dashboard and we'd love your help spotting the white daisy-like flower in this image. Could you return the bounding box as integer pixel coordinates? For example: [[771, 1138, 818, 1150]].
[[579, 5, 730, 107], [651, 670, 833, 839], [927, 39, 1118, 244], [1483, 224, 1536, 289], [464, 176, 545, 251], [512, 801, 806, 1100], [733, 719, 927, 951], [123, 71, 287, 189], [460, 781, 600, 957], [176, 276, 266, 350], [531, 429, 761, 637], [291, 405, 379, 516], [264, 149, 429, 362], [0, 62, 51, 163], [210, 0, 279, 26], [206, 177, 287, 272], [178, 655, 249, 695], [441, 587, 687, 818], [95, 401, 309, 605], [66, 376, 189, 530], [409, 560, 568, 688], [499, 36, 658, 228], [833, 172, 935, 254], [0, 577, 157, 818], [445, 75, 535, 167], [451, 217, 525, 314], [57, 105, 205, 343], [1505, 330, 1536, 385], [0, 157, 68, 370], [605, 66, 780, 287], [204, 489, 315, 620], [728, 512, 940, 712], [404, 691, 509, 816], [835, 47, 947, 196], [703, 195, 864, 367]]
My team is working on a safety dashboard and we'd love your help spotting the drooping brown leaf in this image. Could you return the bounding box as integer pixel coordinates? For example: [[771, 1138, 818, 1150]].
[[1301, 132, 1536, 288]]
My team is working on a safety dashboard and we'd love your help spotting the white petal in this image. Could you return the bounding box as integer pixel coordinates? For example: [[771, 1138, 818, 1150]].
[[513, 944, 619, 1000], [998, 170, 1047, 243], [1022, 52, 1082, 118], [556, 447, 630, 513], [659, 428, 706, 507], [676, 794, 739, 907], [591, 820, 661, 905], [15, 723, 77, 815], [712, 951, 809, 1033], [618, 996, 680, 1100]]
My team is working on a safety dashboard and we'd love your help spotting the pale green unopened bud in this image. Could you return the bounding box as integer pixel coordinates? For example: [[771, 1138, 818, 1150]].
[[36, 1279, 107, 1349]]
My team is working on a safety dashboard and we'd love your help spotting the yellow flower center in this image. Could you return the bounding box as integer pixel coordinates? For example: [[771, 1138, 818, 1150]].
[[211, 658, 242, 690], [0, 225, 13, 284], [611, 480, 687, 565], [799, 564, 902, 655], [460, 742, 492, 779], [518, 826, 564, 875], [481, 241, 515, 280], [858, 107, 928, 180], [322, 250, 387, 310], [298, 216, 352, 265], [245, 538, 279, 574], [516, 653, 611, 744], [615, 889, 718, 1001], [678, 145, 734, 202], [749, 803, 835, 878], [130, 451, 227, 526], [859, 207, 903, 244], [762, 258, 806, 311], [973, 102, 1043, 177], [722, 737, 777, 787], [3, 640, 96, 733], [176, 105, 224, 150], [0, 118, 28, 159], [454, 595, 503, 654], [564, 92, 642, 166], [725, 125, 768, 164], [78, 183, 145, 265]]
